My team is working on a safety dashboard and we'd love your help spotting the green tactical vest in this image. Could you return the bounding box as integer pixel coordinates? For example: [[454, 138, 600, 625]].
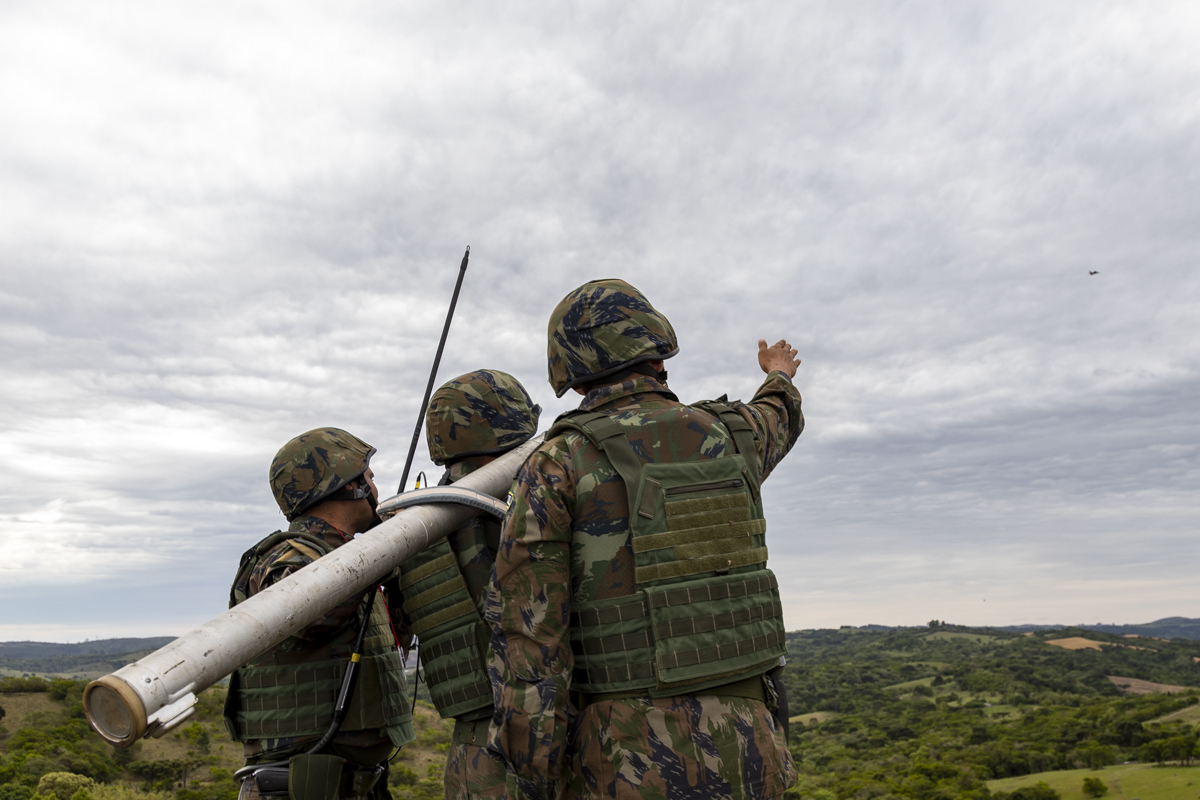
[[222, 530, 415, 749], [397, 526, 496, 720], [551, 400, 787, 698]]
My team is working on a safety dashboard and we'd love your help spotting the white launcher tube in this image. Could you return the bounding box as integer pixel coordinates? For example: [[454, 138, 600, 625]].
[[83, 436, 540, 746]]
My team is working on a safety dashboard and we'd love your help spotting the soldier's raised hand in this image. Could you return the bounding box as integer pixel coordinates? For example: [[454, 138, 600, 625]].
[[758, 338, 800, 378]]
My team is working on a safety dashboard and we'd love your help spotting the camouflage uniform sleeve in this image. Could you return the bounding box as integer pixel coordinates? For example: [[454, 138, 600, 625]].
[[485, 441, 576, 800], [730, 369, 804, 482], [249, 543, 362, 641]]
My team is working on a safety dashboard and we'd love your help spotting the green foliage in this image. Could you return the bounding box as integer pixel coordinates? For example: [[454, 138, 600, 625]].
[[992, 781, 1061, 799], [35, 773, 94, 800], [782, 625, 1200, 800], [1081, 776, 1108, 797], [1, 711, 118, 784], [89, 784, 172, 800], [0, 679, 48, 695], [0, 784, 34, 800], [178, 726, 210, 757], [45, 685, 73, 703]]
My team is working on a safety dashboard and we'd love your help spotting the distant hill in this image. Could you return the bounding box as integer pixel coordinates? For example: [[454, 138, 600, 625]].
[[0, 637, 175, 658], [0, 637, 176, 678], [998, 616, 1200, 640]]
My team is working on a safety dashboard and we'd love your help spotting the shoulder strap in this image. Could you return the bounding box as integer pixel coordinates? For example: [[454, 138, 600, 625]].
[[547, 410, 644, 515], [229, 530, 334, 608], [693, 400, 762, 498]]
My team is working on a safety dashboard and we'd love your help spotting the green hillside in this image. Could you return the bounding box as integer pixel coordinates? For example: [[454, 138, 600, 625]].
[[782, 623, 1200, 799], [3, 622, 1198, 800], [0, 679, 453, 800], [0, 640, 177, 681]]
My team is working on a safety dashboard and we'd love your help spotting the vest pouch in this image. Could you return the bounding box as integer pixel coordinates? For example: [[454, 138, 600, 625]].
[[645, 570, 787, 692], [630, 457, 768, 588], [288, 754, 344, 800], [401, 539, 493, 720], [416, 620, 494, 719]]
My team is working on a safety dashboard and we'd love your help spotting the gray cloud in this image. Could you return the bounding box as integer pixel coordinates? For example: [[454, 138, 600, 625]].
[[1, 1, 1197, 638]]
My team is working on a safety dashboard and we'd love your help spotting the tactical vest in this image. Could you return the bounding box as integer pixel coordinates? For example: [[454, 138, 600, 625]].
[[552, 401, 787, 698], [397, 525, 496, 720], [223, 531, 414, 749]]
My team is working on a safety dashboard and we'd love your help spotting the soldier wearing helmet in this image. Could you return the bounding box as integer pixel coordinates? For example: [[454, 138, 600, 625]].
[[486, 280, 804, 800], [396, 370, 540, 800], [225, 428, 414, 800]]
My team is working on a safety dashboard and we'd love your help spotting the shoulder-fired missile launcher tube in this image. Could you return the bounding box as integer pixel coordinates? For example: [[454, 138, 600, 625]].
[[83, 436, 541, 747]]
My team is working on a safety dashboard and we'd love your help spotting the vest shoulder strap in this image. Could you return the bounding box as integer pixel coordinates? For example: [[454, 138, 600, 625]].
[[692, 399, 762, 500], [229, 530, 334, 608], [548, 410, 643, 514]]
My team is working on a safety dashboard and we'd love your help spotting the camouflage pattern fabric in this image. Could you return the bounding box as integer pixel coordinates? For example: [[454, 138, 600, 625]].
[[270, 428, 376, 520], [444, 717, 508, 800], [547, 280, 679, 397], [485, 372, 804, 800], [233, 515, 403, 767], [570, 694, 793, 800], [426, 370, 542, 465]]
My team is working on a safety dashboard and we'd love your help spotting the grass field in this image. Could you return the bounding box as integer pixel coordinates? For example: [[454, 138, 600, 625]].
[[883, 677, 936, 691], [989, 764, 1199, 800], [789, 711, 838, 726], [1148, 703, 1200, 725], [1108, 676, 1191, 695]]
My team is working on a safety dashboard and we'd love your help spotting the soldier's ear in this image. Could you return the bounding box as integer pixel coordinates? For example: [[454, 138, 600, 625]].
[[573, 386, 587, 396]]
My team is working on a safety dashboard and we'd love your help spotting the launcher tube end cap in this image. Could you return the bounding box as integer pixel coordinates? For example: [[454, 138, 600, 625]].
[[84, 675, 148, 746]]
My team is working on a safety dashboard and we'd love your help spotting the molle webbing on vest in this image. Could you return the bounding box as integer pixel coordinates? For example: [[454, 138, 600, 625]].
[[400, 552, 458, 588], [568, 593, 656, 694], [230, 595, 412, 746], [574, 661, 655, 687], [398, 539, 493, 719], [634, 547, 769, 584], [648, 571, 778, 608], [419, 629, 475, 664], [659, 629, 787, 671], [235, 654, 403, 738]]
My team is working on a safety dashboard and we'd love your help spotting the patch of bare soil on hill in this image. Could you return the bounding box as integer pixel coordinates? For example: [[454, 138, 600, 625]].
[[1045, 637, 1104, 650], [1045, 637, 1150, 652], [1107, 676, 1190, 695]]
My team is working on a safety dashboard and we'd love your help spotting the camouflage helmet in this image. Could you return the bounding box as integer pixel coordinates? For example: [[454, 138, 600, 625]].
[[269, 428, 376, 520], [547, 278, 678, 397], [426, 369, 541, 465]]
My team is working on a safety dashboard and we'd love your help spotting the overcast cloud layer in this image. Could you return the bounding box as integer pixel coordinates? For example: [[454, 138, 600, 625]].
[[1, 1, 1197, 640]]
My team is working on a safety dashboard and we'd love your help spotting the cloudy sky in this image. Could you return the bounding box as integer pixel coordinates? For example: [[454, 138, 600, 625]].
[[1, 1, 1197, 642]]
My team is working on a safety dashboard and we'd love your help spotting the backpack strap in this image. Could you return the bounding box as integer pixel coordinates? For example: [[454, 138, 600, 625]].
[[692, 400, 762, 502], [548, 410, 645, 516]]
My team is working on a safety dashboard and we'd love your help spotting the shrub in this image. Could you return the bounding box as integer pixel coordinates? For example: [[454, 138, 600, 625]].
[[1081, 776, 1108, 797], [0, 679, 48, 694], [46, 684, 74, 703], [0, 785, 34, 800], [993, 782, 1061, 800], [35, 774, 94, 800]]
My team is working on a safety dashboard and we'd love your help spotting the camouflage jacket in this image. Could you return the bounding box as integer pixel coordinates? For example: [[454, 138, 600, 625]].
[[485, 372, 803, 799], [232, 515, 405, 764]]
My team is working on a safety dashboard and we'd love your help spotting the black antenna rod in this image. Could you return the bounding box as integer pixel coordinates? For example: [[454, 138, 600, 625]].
[[398, 246, 470, 493]]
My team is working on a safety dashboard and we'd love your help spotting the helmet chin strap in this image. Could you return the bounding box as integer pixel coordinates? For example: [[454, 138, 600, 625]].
[[322, 475, 383, 529]]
